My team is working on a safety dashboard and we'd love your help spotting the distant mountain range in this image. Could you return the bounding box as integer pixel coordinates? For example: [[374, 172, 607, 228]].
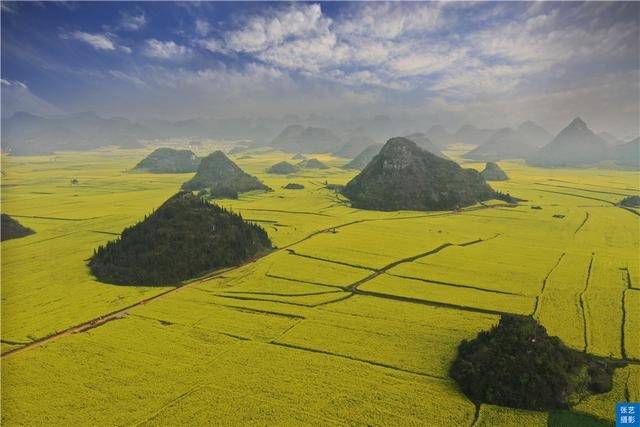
[[613, 138, 640, 169], [342, 144, 384, 170], [464, 128, 537, 161], [1, 111, 146, 155], [2, 111, 636, 169], [403, 133, 447, 159], [270, 125, 343, 154], [527, 117, 626, 167], [460, 117, 638, 169]]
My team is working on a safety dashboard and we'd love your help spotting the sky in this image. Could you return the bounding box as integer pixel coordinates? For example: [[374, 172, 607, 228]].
[[1, 1, 639, 138]]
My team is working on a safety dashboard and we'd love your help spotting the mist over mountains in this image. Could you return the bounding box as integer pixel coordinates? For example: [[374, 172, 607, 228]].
[[1, 110, 637, 169]]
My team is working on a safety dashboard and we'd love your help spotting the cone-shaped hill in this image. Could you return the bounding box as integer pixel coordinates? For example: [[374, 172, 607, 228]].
[[528, 118, 608, 167], [267, 161, 298, 174], [342, 137, 494, 211], [480, 162, 509, 181], [89, 191, 272, 285], [133, 148, 200, 173], [182, 151, 270, 193], [342, 144, 383, 170], [297, 158, 329, 169], [1, 214, 35, 241]]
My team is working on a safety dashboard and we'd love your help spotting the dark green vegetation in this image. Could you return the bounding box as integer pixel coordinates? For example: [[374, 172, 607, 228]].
[[325, 183, 344, 191], [133, 148, 200, 173], [342, 144, 383, 170], [267, 161, 299, 174], [548, 410, 613, 427], [342, 137, 494, 211], [1, 214, 35, 241], [480, 162, 509, 181], [182, 151, 270, 193], [494, 191, 519, 204], [198, 186, 239, 200], [89, 192, 271, 285], [283, 183, 304, 189], [618, 195, 640, 207], [450, 315, 620, 411], [291, 153, 306, 160], [297, 158, 329, 169]]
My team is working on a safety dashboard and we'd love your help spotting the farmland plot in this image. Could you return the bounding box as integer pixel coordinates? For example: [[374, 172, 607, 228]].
[[1, 151, 638, 425]]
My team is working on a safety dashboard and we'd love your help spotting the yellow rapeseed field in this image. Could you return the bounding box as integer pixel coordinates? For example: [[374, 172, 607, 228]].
[[1, 148, 638, 425]]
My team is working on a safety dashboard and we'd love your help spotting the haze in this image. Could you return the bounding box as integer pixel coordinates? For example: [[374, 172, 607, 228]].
[[1, 1, 639, 139]]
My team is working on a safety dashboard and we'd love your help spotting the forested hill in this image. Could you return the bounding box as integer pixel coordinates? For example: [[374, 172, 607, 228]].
[[89, 191, 272, 285], [342, 137, 494, 211], [182, 151, 270, 193]]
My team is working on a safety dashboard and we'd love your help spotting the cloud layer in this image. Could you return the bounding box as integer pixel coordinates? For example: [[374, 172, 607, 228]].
[[3, 2, 639, 137]]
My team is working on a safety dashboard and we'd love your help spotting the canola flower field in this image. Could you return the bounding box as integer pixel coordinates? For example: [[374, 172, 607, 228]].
[[1, 144, 639, 426]]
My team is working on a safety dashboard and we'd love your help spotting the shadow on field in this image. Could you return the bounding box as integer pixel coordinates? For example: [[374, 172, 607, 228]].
[[548, 410, 612, 427]]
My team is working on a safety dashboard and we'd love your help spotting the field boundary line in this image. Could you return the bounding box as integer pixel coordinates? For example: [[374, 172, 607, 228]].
[[532, 252, 566, 317], [269, 340, 447, 381], [579, 254, 594, 353], [0, 266, 235, 359], [387, 273, 524, 296], [621, 267, 632, 359], [285, 249, 376, 271], [354, 290, 515, 317], [529, 188, 615, 205], [535, 182, 634, 197], [574, 212, 590, 234]]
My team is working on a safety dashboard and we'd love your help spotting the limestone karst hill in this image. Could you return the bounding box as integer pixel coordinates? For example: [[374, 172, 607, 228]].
[[133, 148, 200, 173], [342, 137, 494, 211], [182, 151, 270, 193]]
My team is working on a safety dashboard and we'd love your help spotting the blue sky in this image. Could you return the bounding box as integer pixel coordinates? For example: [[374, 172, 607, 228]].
[[2, 1, 639, 137]]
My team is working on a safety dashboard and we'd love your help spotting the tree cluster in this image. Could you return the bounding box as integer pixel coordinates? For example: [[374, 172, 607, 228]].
[[450, 315, 620, 410], [1, 214, 35, 241], [89, 191, 271, 285]]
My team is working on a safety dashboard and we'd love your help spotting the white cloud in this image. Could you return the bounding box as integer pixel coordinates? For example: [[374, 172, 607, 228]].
[[39, 2, 638, 134], [62, 31, 115, 50], [337, 2, 445, 40], [390, 47, 467, 77], [120, 10, 146, 31], [194, 3, 452, 85], [108, 70, 147, 88], [61, 31, 131, 53], [195, 18, 211, 36], [198, 38, 223, 53], [223, 3, 329, 53], [1, 79, 64, 117], [1, 2, 17, 13], [143, 39, 191, 60], [1, 79, 28, 89]]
